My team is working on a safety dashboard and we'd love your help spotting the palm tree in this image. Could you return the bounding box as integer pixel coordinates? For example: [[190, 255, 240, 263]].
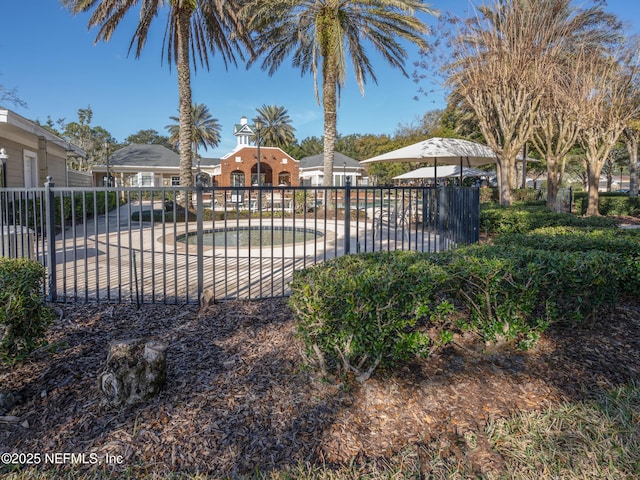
[[62, 0, 251, 194], [243, 0, 436, 186], [252, 105, 296, 148], [167, 103, 222, 169]]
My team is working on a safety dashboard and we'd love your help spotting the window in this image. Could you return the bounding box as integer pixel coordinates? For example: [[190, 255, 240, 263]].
[[135, 173, 153, 187], [171, 176, 180, 186], [230, 171, 245, 187], [23, 150, 38, 187], [278, 172, 291, 186], [124, 174, 136, 187]]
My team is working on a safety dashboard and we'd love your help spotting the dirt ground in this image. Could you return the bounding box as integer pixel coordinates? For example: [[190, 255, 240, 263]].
[[1, 295, 639, 477]]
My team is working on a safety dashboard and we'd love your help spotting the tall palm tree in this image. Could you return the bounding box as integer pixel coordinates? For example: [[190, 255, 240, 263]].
[[167, 103, 222, 168], [62, 0, 251, 193], [252, 104, 296, 148], [243, 0, 436, 186]]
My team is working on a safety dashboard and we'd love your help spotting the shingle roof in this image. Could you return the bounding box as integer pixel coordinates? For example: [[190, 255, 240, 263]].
[[299, 152, 361, 169], [108, 144, 179, 167], [198, 156, 221, 167]]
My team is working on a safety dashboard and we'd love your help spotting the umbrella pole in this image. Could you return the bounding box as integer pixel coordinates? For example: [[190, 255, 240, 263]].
[[434, 158, 437, 186]]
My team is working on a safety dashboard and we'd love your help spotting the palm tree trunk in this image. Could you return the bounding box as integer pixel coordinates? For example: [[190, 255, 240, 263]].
[[322, 59, 337, 189], [176, 7, 194, 206], [322, 54, 338, 215]]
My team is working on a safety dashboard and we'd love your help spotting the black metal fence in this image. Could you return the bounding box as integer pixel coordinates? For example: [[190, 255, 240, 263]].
[[0, 178, 479, 305]]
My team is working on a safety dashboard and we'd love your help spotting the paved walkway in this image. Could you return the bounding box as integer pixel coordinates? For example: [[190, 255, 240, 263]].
[[49, 202, 442, 304]]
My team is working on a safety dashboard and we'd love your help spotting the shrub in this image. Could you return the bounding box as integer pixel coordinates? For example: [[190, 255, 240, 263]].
[[512, 189, 544, 203], [450, 244, 625, 325], [521, 248, 624, 322], [290, 212, 639, 381], [0, 258, 54, 361], [493, 226, 640, 257], [479, 187, 497, 204], [493, 227, 640, 299], [288, 251, 453, 382], [130, 208, 197, 223], [480, 204, 617, 235], [440, 246, 552, 348], [574, 192, 640, 216]]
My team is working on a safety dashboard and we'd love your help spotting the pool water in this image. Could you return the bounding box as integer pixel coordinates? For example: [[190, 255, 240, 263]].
[[177, 226, 323, 248]]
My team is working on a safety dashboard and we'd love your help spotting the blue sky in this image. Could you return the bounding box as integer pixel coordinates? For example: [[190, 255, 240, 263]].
[[1, 1, 639, 158]]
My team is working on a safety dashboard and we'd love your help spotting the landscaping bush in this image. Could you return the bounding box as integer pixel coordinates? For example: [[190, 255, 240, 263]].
[[479, 187, 497, 204], [574, 191, 640, 216], [130, 208, 197, 223], [438, 246, 552, 349], [512, 189, 544, 203], [493, 226, 640, 256], [69, 191, 119, 220], [0, 258, 53, 361], [480, 203, 617, 235], [448, 244, 626, 325], [493, 227, 640, 299], [288, 251, 454, 382], [291, 203, 639, 381], [520, 248, 624, 322]]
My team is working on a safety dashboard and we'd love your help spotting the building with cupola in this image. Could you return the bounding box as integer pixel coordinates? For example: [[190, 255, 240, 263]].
[[209, 116, 300, 187]]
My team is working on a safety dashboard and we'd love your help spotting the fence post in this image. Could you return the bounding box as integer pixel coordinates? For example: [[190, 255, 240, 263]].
[[45, 176, 57, 302], [196, 181, 204, 304], [344, 177, 351, 255], [470, 188, 480, 243], [438, 187, 446, 251]]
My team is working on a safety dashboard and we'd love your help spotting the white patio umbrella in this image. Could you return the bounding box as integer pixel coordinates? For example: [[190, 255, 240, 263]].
[[393, 165, 492, 183], [361, 137, 498, 184]]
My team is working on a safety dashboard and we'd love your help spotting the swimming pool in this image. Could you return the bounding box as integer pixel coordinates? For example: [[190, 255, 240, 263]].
[[176, 226, 324, 248]]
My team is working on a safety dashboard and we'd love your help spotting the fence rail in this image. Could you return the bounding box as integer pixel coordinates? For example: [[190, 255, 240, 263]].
[[0, 178, 479, 305]]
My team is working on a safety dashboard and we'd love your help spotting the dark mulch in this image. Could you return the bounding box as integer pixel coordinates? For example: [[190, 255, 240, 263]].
[[1, 297, 640, 477]]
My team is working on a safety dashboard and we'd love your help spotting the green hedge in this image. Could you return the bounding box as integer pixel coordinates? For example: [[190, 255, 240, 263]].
[[493, 226, 640, 256], [574, 192, 640, 216], [480, 204, 617, 235], [451, 245, 624, 322], [289, 221, 640, 381], [9, 191, 119, 232], [289, 251, 454, 382], [0, 258, 53, 361], [491, 227, 640, 299]]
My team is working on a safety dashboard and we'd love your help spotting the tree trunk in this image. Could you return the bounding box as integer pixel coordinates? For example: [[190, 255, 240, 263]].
[[322, 58, 337, 189], [98, 338, 167, 406], [495, 153, 516, 206], [177, 8, 194, 206], [624, 129, 639, 197], [630, 153, 639, 197], [497, 164, 512, 206], [545, 154, 563, 211], [585, 161, 602, 216]]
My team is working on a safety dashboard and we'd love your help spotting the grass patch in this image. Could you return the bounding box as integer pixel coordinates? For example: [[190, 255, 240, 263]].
[[5, 383, 638, 479], [486, 382, 640, 479]]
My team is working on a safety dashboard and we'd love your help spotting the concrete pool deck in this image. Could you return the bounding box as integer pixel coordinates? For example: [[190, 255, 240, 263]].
[[50, 201, 445, 303]]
